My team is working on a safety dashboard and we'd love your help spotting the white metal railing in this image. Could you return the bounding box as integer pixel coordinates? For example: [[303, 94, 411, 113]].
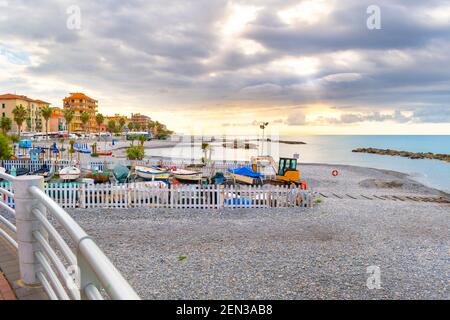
[[0, 171, 17, 250], [0, 171, 140, 300]]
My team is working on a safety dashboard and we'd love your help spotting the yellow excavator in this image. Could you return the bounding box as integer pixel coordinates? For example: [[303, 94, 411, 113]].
[[250, 156, 304, 187]]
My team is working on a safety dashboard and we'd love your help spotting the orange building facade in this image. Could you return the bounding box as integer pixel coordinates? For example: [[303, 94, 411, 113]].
[[48, 107, 67, 133], [63, 92, 98, 133]]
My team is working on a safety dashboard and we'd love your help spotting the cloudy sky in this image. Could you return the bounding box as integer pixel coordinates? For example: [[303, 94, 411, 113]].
[[1, 0, 449, 135]]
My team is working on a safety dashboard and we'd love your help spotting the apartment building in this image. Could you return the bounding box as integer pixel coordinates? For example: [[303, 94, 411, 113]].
[[0, 93, 50, 133], [63, 92, 98, 133]]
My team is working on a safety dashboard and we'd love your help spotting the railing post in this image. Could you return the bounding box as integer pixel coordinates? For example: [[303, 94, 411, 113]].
[[13, 175, 46, 285]]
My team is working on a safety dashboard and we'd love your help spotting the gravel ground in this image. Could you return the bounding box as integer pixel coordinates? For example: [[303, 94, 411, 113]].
[[2, 164, 448, 299], [64, 164, 449, 300], [67, 201, 448, 300]]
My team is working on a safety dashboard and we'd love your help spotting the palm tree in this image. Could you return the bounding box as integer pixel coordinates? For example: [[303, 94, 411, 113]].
[[127, 122, 134, 132], [40, 105, 53, 140], [134, 122, 141, 131], [95, 113, 105, 133], [12, 105, 27, 138], [63, 109, 75, 135], [80, 111, 90, 134], [0, 116, 12, 134]]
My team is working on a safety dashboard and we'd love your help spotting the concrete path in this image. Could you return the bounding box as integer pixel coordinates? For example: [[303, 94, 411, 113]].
[[0, 238, 47, 300]]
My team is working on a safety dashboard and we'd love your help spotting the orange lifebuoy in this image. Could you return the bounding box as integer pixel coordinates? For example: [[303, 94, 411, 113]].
[[332, 170, 339, 177]]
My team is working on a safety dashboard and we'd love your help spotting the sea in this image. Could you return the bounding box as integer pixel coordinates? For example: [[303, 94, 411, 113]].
[[147, 135, 450, 193]]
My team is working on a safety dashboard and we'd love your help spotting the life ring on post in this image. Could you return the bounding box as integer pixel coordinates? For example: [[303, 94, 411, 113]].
[[332, 170, 339, 177]]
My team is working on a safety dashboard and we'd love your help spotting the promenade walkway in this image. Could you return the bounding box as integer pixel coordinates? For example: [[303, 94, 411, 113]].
[[0, 238, 47, 300]]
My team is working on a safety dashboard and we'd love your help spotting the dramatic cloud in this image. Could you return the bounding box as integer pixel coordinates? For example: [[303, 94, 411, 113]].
[[0, 0, 449, 132]]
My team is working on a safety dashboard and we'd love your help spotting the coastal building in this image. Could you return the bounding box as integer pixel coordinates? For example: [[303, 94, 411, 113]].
[[48, 107, 67, 133], [63, 92, 98, 133], [131, 113, 151, 128], [106, 114, 130, 128], [0, 93, 51, 133]]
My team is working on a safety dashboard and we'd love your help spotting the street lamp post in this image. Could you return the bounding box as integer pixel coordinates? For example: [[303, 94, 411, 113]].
[[259, 122, 269, 156]]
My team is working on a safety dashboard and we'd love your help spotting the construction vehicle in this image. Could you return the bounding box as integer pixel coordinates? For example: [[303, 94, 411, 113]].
[[250, 156, 307, 188]]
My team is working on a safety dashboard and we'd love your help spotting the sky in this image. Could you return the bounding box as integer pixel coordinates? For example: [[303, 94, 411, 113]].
[[0, 0, 450, 135]]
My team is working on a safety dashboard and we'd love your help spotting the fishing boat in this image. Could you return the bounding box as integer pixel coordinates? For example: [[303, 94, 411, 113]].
[[59, 166, 81, 181], [135, 165, 171, 181], [31, 164, 55, 182], [113, 164, 130, 183], [96, 151, 113, 156], [73, 143, 91, 154], [171, 168, 203, 183], [228, 166, 263, 185], [86, 171, 111, 183], [7, 167, 30, 177]]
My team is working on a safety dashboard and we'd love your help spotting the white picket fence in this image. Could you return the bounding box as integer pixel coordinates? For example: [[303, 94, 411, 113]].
[[0, 181, 313, 210], [0, 159, 251, 175]]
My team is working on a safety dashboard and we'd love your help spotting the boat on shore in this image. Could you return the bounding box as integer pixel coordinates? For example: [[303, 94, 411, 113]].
[[96, 151, 113, 156], [228, 166, 264, 185], [135, 165, 171, 181], [7, 167, 30, 177], [74, 143, 91, 154], [59, 166, 81, 181], [113, 164, 130, 183], [31, 164, 55, 182], [86, 171, 111, 183], [171, 168, 202, 183]]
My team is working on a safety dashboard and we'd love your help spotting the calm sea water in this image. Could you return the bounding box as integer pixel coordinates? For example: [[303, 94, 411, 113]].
[[148, 135, 450, 192]]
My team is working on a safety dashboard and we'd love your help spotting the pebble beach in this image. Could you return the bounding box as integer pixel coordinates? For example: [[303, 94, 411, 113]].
[[62, 163, 449, 300]]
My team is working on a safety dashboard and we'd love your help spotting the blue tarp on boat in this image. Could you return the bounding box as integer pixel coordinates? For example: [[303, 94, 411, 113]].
[[228, 166, 263, 178], [74, 143, 91, 154], [19, 140, 32, 148]]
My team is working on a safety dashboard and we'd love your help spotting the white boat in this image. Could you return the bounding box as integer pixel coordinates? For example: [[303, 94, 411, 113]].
[[171, 168, 203, 183], [135, 166, 171, 181], [59, 166, 81, 181]]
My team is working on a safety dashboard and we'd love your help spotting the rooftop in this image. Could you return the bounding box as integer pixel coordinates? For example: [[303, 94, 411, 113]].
[[63, 92, 97, 102], [0, 94, 50, 105]]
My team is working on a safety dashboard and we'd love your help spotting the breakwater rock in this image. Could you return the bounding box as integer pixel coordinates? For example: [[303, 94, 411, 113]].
[[352, 148, 450, 163]]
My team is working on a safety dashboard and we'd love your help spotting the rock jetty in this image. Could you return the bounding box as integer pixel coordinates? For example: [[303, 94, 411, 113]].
[[352, 148, 450, 163]]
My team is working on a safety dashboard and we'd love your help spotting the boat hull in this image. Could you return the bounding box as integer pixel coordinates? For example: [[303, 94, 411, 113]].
[[230, 173, 259, 185], [59, 167, 81, 181], [135, 166, 171, 181], [172, 170, 203, 183]]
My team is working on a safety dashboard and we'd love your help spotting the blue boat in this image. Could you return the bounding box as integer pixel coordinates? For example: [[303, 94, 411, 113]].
[[228, 166, 263, 185], [19, 139, 32, 148], [73, 143, 91, 154]]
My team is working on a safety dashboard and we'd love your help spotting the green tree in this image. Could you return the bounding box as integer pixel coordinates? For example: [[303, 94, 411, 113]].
[[9, 134, 19, 144], [69, 139, 75, 161], [134, 122, 141, 131], [0, 116, 12, 134], [59, 137, 66, 155], [107, 120, 116, 133], [0, 134, 13, 160], [127, 122, 134, 132], [40, 105, 53, 139], [137, 134, 147, 146], [95, 113, 105, 134], [63, 109, 75, 134], [126, 142, 145, 160], [12, 104, 27, 138], [80, 111, 90, 134], [119, 117, 126, 132]]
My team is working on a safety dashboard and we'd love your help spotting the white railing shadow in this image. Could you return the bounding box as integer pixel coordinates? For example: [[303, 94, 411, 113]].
[[0, 171, 140, 300]]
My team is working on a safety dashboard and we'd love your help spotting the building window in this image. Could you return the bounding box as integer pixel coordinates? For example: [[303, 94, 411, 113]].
[[2, 112, 5, 117], [2, 104, 5, 108]]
